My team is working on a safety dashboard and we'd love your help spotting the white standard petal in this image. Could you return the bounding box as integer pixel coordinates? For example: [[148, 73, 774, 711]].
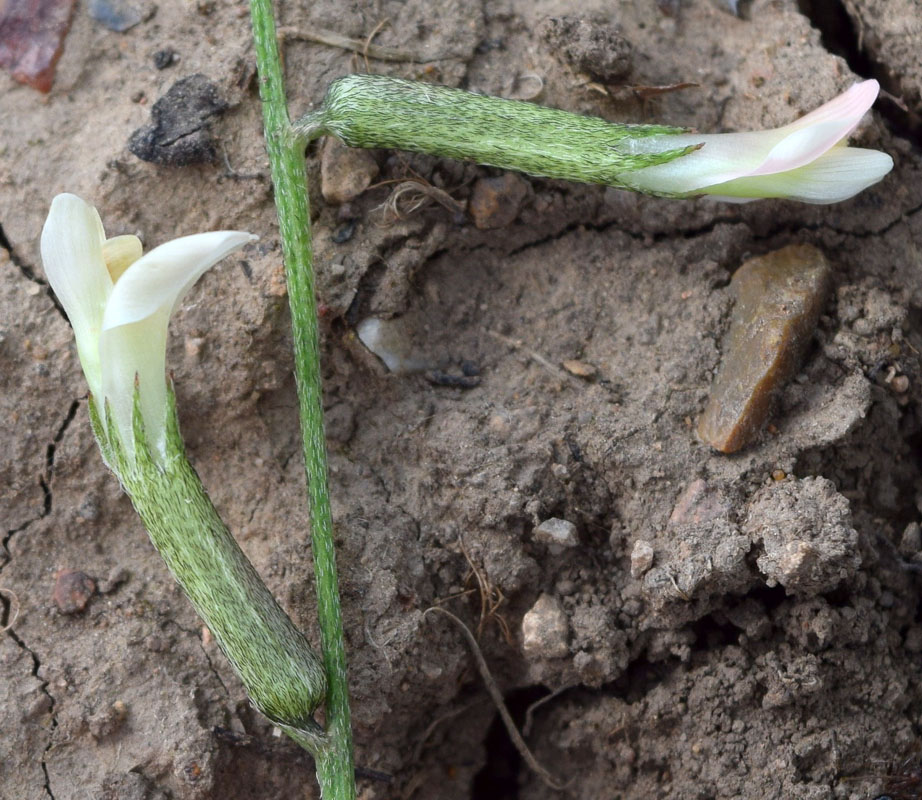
[[701, 147, 893, 204], [99, 229, 255, 461], [102, 231, 257, 331], [40, 193, 113, 398]]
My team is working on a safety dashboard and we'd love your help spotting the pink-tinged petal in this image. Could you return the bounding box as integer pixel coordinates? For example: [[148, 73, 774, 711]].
[[622, 80, 884, 200], [782, 79, 879, 136], [747, 80, 880, 177], [702, 146, 893, 204], [102, 231, 256, 331]]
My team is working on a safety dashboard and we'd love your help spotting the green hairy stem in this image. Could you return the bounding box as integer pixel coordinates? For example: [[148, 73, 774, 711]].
[[90, 392, 327, 739], [295, 74, 700, 187], [249, 0, 355, 797]]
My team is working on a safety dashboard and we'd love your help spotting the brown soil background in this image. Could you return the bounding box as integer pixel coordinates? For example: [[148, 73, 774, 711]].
[[3, 1, 922, 798]]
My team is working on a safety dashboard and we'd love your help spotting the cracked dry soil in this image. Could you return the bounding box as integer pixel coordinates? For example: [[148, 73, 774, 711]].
[[2, 1, 922, 798]]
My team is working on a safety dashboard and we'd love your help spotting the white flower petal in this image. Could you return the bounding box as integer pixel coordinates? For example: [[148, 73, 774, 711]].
[[102, 231, 256, 331], [40, 193, 113, 398], [701, 147, 893, 204], [624, 130, 772, 194], [100, 310, 170, 460]]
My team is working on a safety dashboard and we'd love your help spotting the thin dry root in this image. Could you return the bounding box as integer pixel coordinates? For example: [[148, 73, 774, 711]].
[[424, 606, 567, 792], [375, 180, 466, 223]]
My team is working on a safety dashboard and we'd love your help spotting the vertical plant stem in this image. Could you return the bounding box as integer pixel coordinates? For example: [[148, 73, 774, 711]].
[[248, 2, 354, 798]]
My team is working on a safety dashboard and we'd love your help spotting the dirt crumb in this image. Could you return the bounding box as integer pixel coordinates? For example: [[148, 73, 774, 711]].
[[746, 476, 860, 594], [540, 14, 633, 82]]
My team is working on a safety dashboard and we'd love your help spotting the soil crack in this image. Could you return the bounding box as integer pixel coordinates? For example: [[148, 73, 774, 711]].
[[2, 400, 80, 578], [170, 619, 234, 703], [0, 219, 68, 322], [0, 401, 79, 796], [2, 622, 59, 799]]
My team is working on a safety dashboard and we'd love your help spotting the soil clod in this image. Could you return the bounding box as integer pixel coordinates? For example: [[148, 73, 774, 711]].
[[540, 14, 633, 82], [52, 568, 96, 614], [127, 74, 228, 166]]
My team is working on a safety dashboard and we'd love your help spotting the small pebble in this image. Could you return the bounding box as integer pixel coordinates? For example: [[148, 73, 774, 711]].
[[891, 374, 910, 393], [425, 369, 481, 389], [98, 566, 129, 594], [153, 47, 177, 69], [521, 594, 569, 659], [630, 540, 654, 578], [562, 359, 597, 378], [356, 317, 432, 374], [332, 220, 357, 244], [88, 700, 129, 739], [468, 174, 529, 230], [184, 336, 205, 361], [22, 692, 53, 721], [88, 0, 154, 32], [900, 521, 922, 558], [52, 569, 96, 614], [905, 626, 922, 653], [533, 517, 579, 551], [698, 245, 832, 453], [320, 138, 379, 205], [669, 479, 729, 525]]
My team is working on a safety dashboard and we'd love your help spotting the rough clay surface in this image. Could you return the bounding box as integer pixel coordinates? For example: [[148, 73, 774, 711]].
[[2, 1, 922, 799]]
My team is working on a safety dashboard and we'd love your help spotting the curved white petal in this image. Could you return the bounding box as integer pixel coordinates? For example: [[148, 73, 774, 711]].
[[40, 193, 113, 398], [701, 147, 893, 204], [102, 231, 256, 331], [100, 310, 170, 460]]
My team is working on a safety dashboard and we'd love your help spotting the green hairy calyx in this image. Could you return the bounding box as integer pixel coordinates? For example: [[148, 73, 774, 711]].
[[89, 390, 327, 737], [295, 74, 699, 187]]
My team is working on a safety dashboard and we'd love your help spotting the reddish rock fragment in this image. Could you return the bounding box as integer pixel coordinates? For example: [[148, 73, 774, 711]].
[[468, 173, 529, 230], [0, 0, 77, 93], [52, 569, 96, 614], [698, 245, 832, 453]]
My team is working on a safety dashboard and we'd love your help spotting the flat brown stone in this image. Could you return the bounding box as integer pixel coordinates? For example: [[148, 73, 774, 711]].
[[698, 244, 832, 453]]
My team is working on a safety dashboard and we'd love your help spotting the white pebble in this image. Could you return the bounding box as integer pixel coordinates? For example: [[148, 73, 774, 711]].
[[521, 594, 569, 659], [630, 540, 655, 578], [534, 517, 579, 551]]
